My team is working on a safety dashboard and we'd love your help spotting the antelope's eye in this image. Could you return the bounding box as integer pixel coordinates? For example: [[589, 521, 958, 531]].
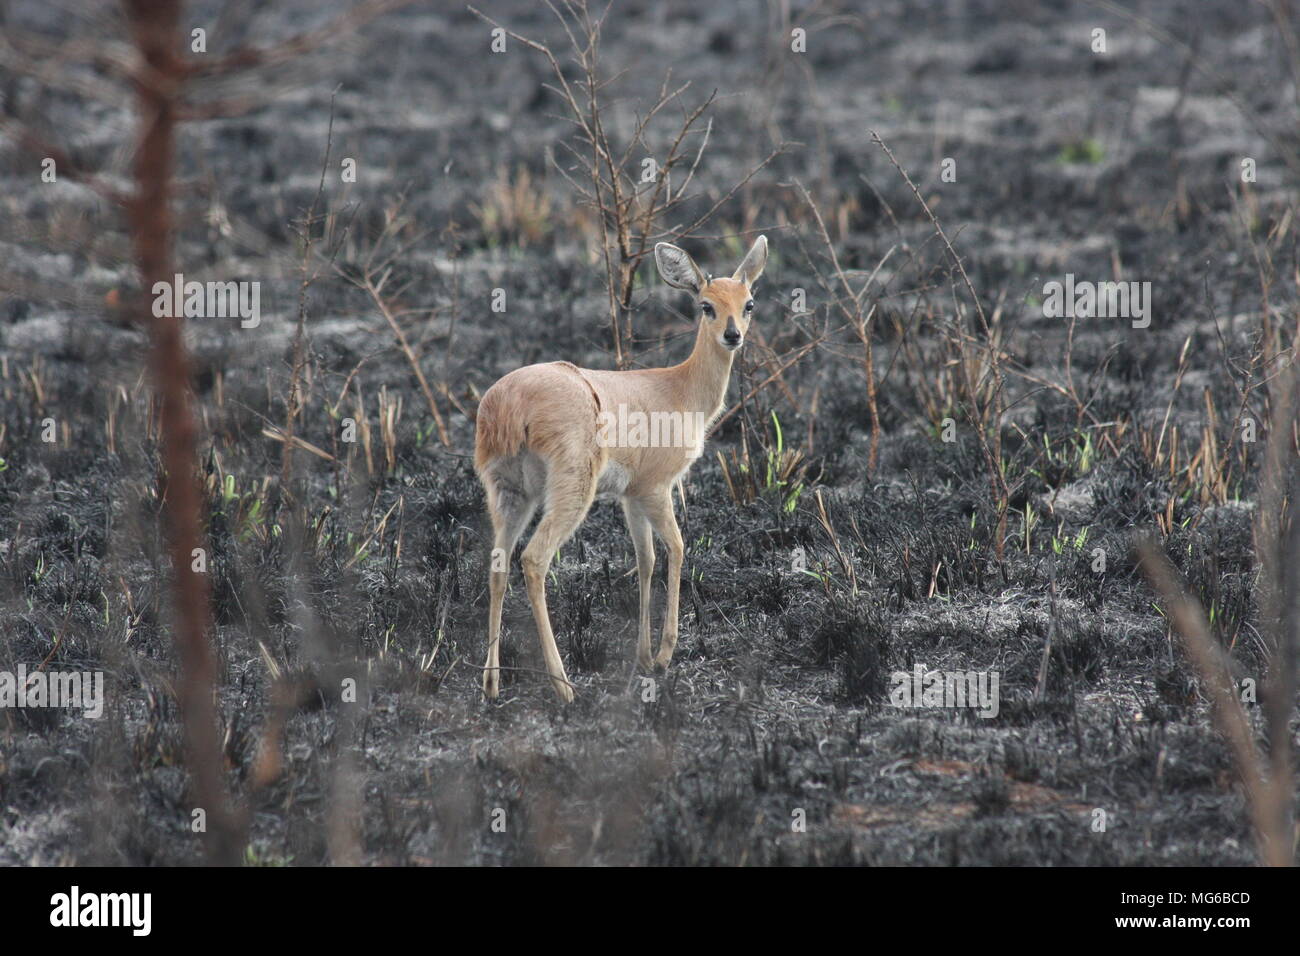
[[744, 300, 754, 313], [701, 302, 714, 317]]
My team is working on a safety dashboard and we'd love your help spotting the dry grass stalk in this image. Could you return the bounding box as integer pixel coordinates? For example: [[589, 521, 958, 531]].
[[869, 130, 1011, 558]]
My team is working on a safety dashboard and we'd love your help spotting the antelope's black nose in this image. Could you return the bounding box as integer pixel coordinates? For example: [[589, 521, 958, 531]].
[[723, 327, 741, 346]]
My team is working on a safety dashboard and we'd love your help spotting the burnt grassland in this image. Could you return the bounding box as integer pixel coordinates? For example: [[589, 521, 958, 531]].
[[0, 0, 1298, 865]]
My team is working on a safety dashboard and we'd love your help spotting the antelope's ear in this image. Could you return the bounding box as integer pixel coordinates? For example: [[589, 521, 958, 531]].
[[655, 242, 705, 293], [732, 235, 768, 287]]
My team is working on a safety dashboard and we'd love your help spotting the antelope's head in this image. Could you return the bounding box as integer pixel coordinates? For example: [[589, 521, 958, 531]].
[[655, 236, 768, 352]]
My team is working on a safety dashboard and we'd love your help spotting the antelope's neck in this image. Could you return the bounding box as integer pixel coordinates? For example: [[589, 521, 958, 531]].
[[673, 320, 735, 420]]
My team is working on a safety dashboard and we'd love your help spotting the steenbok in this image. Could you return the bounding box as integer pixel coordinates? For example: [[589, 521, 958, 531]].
[[475, 235, 768, 702]]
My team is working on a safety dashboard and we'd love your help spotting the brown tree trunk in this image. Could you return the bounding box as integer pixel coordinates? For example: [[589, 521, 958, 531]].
[[123, 0, 242, 866]]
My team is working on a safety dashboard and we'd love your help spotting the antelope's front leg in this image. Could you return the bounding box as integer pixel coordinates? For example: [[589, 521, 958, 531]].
[[622, 500, 656, 670], [645, 491, 684, 670]]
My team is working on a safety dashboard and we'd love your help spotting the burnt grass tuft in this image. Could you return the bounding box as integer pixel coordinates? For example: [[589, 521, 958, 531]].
[[1, 0, 1296, 865]]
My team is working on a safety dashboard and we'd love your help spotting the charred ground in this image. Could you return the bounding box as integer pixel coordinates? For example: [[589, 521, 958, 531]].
[[0, 0, 1297, 865]]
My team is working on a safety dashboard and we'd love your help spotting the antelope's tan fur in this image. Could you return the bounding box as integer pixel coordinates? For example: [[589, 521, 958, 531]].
[[474, 236, 768, 702]]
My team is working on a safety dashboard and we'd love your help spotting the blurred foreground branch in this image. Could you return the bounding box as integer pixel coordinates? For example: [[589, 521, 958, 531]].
[[1138, 362, 1298, 867]]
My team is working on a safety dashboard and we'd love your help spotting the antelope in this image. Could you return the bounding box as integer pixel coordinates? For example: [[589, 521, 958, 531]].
[[475, 235, 769, 702]]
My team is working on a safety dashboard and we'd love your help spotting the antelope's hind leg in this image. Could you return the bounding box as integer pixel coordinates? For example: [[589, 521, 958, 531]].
[[520, 461, 598, 703], [483, 475, 537, 699]]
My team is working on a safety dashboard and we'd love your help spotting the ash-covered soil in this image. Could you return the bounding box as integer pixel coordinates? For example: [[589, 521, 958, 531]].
[[0, 0, 1297, 865]]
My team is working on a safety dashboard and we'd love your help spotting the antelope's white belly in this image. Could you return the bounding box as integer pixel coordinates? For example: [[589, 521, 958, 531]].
[[595, 460, 631, 500]]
